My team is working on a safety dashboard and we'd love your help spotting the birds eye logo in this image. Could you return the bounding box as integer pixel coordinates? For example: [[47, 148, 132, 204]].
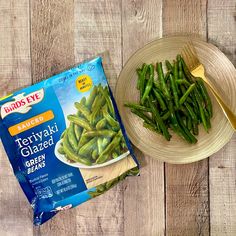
[[1, 89, 44, 119]]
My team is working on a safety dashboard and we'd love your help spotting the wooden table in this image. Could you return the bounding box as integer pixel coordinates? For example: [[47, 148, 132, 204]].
[[0, 1, 235, 235]]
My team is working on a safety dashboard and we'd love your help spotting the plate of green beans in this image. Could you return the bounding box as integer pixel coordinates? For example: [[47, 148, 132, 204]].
[[55, 84, 130, 169], [115, 36, 236, 164]]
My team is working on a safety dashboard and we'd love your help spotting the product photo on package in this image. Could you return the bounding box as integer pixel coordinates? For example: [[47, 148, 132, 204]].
[[0, 57, 139, 225]]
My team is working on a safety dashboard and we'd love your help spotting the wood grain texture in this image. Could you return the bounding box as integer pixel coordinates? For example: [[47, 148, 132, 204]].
[[165, 162, 209, 236], [162, 0, 207, 37], [31, 0, 75, 83], [208, 0, 236, 235], [30, 1, 77, 235], [163, 1, 210, 235], [74, 0, 122, 90], [0, 1, 32, 236], [122, 1, 165, 235], [74, 1, 124, 235]]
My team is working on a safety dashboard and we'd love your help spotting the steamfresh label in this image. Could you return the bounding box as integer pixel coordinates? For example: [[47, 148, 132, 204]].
[[0, 57, 139, 226]]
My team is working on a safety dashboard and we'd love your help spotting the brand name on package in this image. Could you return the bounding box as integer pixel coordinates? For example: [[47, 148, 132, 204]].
[[1, 89, 44, 118]]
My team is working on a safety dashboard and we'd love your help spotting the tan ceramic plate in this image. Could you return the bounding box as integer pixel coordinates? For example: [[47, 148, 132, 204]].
[[115, 36, 236, 164]]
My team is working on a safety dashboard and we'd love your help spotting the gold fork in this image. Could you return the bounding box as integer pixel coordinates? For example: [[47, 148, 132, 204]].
[[181, 42, 236, 131]]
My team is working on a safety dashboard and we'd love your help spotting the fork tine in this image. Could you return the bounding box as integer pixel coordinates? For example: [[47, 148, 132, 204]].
[[181, 42, 200, 71], [186, 42, 200, 66], [182, 45, 194, 70]]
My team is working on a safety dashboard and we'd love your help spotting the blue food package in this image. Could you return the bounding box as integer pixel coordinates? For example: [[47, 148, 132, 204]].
[[0, 57, 139, 225]]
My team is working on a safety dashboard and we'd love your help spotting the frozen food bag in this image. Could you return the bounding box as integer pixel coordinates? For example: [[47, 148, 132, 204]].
[[0, 57, 139, 225]]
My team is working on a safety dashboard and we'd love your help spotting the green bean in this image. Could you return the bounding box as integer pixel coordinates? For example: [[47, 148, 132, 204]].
[[130, 108, 155, 126], [143, 121, 161, 134], [121, 140, 126, 149], [58, 146, 65, 155], [83, 129, 116, 138], [153, 89, 167, 111], [88, 191, 101, 198], [177, 55, 184, 80], [176, 112, 197, 143], [169, 74, 179, 107], [136, 68, 142, 90], [74, 124, 82, 141], [60, 130, 66, 139], [115, 146, 121, 155], [165, 71, 170, 81], [79, 137, 97, 156], [97, 138, 103, 154], [180, 56, 194, 83], [148, 97, 171, 141], [96, 118, 107, 130], [136, 63, 146, 90], [168, 101, 192, 143], [179, 84, 196, 105], [67, 123, 78, 151], [192, 122, 199, 135], [173, 60, 181, 95], [153, 80, 161, 89], [112, 152, 119, 159], [205, 108, 212, 130], [157, 62, 170, 99], [102, 105, 120, 129], [189, 90, 200, 118], [102, 137, 111, 150], [96, 184, 106, 193], [85, 86, 97, 108], [127, 167, 139, 176], [92, 149, 98, 160], [184, 102, 198, 122], [63, 133, 92, 165], [178, 106, 189, 117], [165, 60, 174, 73], [139, 64, 148, 100], [91, 94, 100, 110], [80, 97, 86, 105], [196, 79, 213, 118], [96, 133, 122, 164], [77, 129, 90, 149], [74, 102, 91, 120], [182, 116, 187, 127], [170, 124, 192, 144], [161, 111, 170, 120], [90, 95, 105, 125], [167, 101, 178, 129], [105, 178, 119, 189], [67, 115, 93, 131], [194, 89, 208, 132], [176, 79, 191, 86], [187, 116, 192, 131], [173, 61, 179, 81], [141, 64, 154, 104], [124, 102, 151, 112], [100, 86, 115, 115]]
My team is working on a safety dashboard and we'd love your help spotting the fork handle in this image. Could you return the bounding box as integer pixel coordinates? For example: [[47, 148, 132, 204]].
[[202, 75, 236, 131]]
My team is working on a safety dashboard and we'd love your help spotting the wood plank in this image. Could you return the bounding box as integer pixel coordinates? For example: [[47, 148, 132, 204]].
[[30, 1, 77, 235], [162, 1, 210, 235], [163, 0, 207, 37], [74, 0, 122, 91], [165, 162, 209, 236], [208, 0, 236, 235], [0, 1, 33, 236], [74, 1, 123, 235], [122, 1, 165, 235]]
